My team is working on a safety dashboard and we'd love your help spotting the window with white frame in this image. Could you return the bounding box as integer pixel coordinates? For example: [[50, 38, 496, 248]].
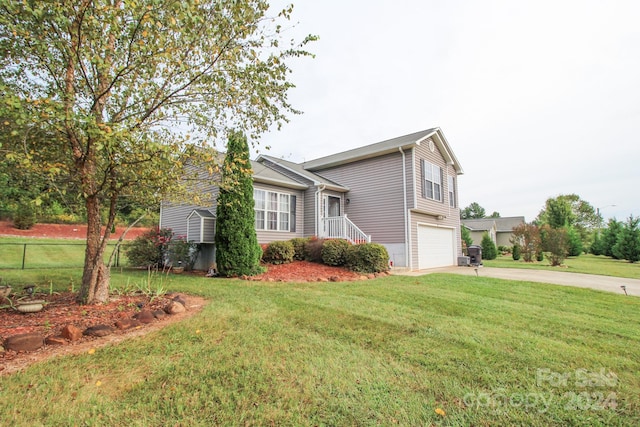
[[422, 160, 443, 202], [254, 189, 291, 231], [448, 175, 456, 207]]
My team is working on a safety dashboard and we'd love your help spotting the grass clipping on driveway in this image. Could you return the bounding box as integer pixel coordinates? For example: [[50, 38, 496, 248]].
[[1, 273, 639, 426]]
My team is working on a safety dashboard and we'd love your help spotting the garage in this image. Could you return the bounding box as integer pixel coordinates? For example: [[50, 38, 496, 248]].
[[417, 224, 455, 269]]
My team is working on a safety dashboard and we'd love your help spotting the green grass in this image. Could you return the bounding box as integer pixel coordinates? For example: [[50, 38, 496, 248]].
[[484, 253, 640, 279], [1, 270, 639, 426], [0, 237, 127, 270]]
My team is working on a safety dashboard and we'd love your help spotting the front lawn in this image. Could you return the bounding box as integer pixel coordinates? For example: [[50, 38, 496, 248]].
[[484, 253, 640, 279], [1, 271, 638, 426]]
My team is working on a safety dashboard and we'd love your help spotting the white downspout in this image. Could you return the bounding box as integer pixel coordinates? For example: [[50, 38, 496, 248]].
[[315, 184, 325, 237], [399, 147, 409, 268]]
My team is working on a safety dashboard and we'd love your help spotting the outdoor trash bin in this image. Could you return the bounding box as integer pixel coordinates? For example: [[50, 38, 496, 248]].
[[468, 245, 482, 266]]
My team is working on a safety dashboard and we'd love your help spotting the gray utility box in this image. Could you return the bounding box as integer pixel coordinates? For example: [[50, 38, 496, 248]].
[[467, 245, 482, 266], [458, 256, 470, 266]]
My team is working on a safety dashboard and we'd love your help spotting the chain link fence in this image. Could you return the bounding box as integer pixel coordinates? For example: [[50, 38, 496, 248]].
[[0, 242, 125, 269]]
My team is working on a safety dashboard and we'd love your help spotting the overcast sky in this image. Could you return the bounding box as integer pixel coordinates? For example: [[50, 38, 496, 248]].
[[259, 0, 639, 222]]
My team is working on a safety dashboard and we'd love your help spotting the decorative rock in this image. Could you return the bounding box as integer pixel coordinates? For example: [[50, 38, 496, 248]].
[[153, 310, 167, 319], [367, 274, 376, 280], [4, 333, 44, 352], [45, 336, 67, 346], [172, 295, 187, 307], [328, 276, 340, 282], [133, 309, 155, 324], [61, 325, 84, 341], [359, 276, 368, 281], [115, 319, 142, 330], [83, 324, 114, 337], [165, 300, 186, 314]]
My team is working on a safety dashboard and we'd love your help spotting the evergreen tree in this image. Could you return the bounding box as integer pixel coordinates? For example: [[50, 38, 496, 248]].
[[566, 226, 583, 256], [481, 232, 497, 260], [602, 219, 623, 258], [590, 230, 605, 255], [460, 202, 486, 219], [612, 216, 640, 263], [215, 131, 263, 276]]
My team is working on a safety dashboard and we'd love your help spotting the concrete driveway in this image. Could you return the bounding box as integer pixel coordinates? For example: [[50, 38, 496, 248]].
[[397, 266, 640, 297]]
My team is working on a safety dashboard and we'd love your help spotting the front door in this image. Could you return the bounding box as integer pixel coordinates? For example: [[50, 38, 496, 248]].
[[322, 196, 341, 238], [324, 196, 341, 218]]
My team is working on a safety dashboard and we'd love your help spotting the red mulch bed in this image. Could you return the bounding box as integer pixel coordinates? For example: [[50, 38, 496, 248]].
[[0, 221, 149, 240], [252, 260, 363, 282]]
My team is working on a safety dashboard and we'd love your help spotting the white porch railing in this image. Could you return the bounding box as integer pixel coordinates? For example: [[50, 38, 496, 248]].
[[321, 215, 371, 244]]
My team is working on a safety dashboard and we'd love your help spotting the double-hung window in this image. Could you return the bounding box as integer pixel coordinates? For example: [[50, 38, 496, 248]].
[[254, 189, 293, 231], [422, 160, 443, 202], [448, 175, 456, 207]]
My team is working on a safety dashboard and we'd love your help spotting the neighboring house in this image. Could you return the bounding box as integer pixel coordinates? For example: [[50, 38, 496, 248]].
[[461, 219, 497, 246], [160, 128, 464, 270], [462, 216, 525, 247]]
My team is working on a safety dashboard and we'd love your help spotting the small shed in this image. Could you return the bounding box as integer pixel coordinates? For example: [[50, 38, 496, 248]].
[[187, 209, 216, 243]]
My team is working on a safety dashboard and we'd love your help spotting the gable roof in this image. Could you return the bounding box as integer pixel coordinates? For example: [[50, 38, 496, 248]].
[[251, 159, 309, 190], [493, 216, 526, 232], [256, 154, 349, 192], [302, 128, 464, 174], [462, 219, 497, 232], [462, 216, 526, 233]]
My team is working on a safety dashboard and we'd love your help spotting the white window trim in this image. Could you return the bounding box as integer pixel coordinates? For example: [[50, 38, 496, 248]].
[[423, 160, 443, 202], [254, 189, 291, 232], [448, 175, 456, 208]]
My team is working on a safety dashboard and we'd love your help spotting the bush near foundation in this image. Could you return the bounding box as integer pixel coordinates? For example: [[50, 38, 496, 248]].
[[322, 239, 350, 266], [262, 241, 295, 264], [346, 243, 390, 274], [289, 237, 309, 261]]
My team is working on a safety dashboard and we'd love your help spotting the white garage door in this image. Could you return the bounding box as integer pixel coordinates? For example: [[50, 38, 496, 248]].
[[417, 225, 455, 269]]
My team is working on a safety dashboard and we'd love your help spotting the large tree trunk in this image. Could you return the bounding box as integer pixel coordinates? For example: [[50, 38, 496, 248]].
[[76, 195, 111, 304]]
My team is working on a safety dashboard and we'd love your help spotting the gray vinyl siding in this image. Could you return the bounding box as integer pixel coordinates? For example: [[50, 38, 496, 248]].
[[303, 187, 317, 237], [160, 202, 202, 238], [187, 215, 202, 241], [414, 138, 458, 218], [408, 138, 462, 269], [253, 182, 304, 243], [313, 152, 406, 243], [186, 214, 215, 243], [160, 160, 220, 239]]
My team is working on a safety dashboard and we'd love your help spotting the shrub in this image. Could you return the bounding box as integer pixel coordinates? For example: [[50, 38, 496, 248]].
[[542, 226, 568, 266], [168, 237, 200, 270], [512, 244, 521, 261], [498, 245, 511, 254], [262, 241, 295, 264], [289, 237, 309, 261], [125, 227, 172, 268], [481, 233, 497, 260], [13, 201, 36, 230], [536, 251, 544, 262], [321, 239, 350, 266], [346, 243, 389, 274], [304, 237, 325, 263]]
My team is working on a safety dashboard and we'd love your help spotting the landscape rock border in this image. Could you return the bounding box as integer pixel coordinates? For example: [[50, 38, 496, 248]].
[[1, 294, 206, 376]]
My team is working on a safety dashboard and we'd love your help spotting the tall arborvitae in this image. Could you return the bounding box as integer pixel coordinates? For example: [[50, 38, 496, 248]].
[[214, 131, 263, 276]]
